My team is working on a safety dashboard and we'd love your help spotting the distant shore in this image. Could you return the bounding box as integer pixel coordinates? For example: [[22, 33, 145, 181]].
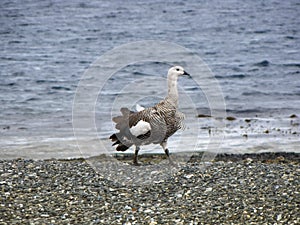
[[1, 152, 299, 224]]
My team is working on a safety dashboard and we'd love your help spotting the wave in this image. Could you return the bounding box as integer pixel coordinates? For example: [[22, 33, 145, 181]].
[[253, 60, 270, 67], [242, 91, 300, 97], [216, 74, 246, 79], [51, 86, 71, 91]]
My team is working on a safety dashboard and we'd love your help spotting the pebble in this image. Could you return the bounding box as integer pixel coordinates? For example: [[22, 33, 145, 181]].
[[149, 220, 158, 225], [0, 153, 299, 224], [204, 187, 213, 193], [184, 174, 194, 179]]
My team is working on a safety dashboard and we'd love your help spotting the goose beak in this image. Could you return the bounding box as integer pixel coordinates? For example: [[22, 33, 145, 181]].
[[183, 70, 190, 76]]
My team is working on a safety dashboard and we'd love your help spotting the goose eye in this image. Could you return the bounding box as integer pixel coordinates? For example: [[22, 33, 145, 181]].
[[176, 68, 179, 71]]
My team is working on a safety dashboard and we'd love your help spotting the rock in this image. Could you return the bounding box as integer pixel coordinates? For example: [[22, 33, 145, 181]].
[[149, 219, 158, 225], [226, 116, 236, 121], [244, 158, 253, 163], [197, 114, 211, 118], [144, 209, 154, 214], [204, 187, 213, 193], [184, 174, 194, 179], [277, 214, 282, 221]]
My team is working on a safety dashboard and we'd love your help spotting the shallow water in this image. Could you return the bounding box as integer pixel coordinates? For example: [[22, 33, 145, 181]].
[[0, 0, 299, 159]]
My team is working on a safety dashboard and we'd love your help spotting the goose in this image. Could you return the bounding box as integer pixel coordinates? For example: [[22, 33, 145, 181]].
[[109, 66, 190, 165]]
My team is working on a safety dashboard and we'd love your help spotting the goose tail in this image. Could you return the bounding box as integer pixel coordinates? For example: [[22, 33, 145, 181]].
[[109, 107, 134, 151], [109, 132, 133, 152]]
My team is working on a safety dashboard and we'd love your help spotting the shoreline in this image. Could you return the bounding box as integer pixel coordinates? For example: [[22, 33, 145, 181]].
[[56, 151, 300, 165], [111, 151, 300, 163], [1, 152, 299, 224]]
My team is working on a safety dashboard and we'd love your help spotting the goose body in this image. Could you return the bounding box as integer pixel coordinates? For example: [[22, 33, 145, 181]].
[[109, 66, 190, 165]]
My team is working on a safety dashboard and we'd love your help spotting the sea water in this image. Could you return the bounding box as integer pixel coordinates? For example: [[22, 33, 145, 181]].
[[0, 0, 299, 159]]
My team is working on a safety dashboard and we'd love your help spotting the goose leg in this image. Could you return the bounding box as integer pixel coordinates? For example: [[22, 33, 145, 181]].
[[160, 141, 174, 165], [165, 148, 170, 157], [133, 146, 140, 165]]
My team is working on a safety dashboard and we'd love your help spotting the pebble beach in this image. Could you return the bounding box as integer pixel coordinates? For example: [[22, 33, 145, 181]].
[[1, 152, 299, 224]]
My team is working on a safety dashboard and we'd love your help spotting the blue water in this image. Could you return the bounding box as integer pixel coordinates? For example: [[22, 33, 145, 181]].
[[0, 0, 299, 159]]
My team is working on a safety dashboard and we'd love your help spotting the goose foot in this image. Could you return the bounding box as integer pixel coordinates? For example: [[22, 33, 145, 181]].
[[164, 148, 175, 166], [167, 157, 175, 166], [133, 160, 141, 166]]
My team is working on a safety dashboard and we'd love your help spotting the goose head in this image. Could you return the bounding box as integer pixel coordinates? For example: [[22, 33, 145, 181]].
[[168, 66, 190, 78]]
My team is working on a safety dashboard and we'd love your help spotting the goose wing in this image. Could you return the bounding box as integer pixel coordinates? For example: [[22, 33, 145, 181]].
[[128, 107, 167, 143]]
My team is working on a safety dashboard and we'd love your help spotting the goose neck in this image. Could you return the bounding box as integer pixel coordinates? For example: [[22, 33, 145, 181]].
[[167, 75, 179, 106]]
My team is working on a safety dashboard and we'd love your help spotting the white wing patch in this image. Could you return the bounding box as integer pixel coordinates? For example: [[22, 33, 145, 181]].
[[136, 104, 145, 112], [129, 120, 151, 136]]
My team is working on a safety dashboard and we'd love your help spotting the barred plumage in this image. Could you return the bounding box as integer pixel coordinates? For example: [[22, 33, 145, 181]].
[[109, 66, 190, 165]]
